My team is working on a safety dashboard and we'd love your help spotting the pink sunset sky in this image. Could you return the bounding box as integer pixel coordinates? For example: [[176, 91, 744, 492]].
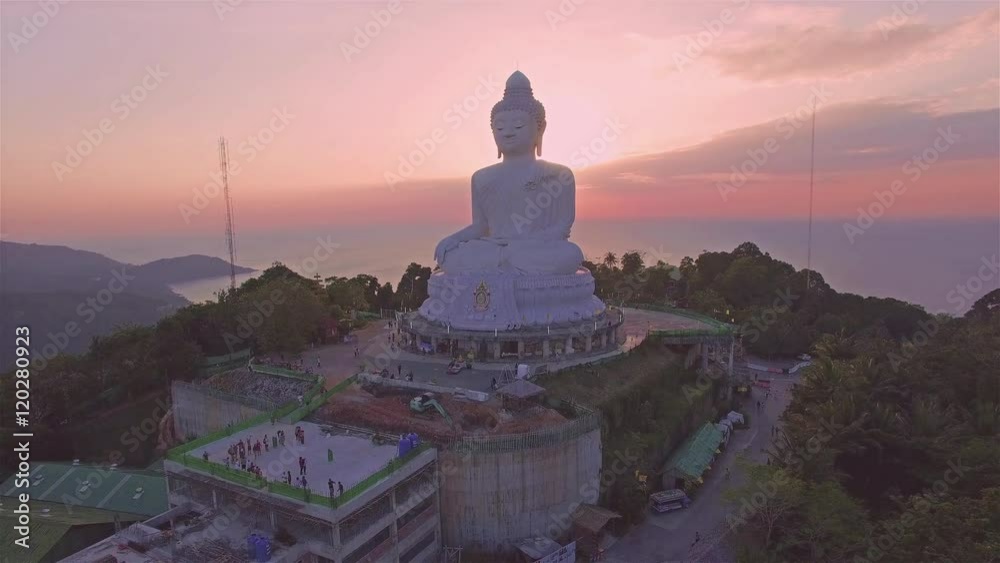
[[1, 0, 998, 241]]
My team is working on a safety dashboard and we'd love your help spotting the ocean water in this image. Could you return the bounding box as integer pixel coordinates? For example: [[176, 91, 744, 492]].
[[72, 219, 999, 314]]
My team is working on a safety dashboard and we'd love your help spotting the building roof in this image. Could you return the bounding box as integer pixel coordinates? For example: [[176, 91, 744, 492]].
[[0, 463, 167, 518], [665, 422, 724, 481], [0, 500, 147, 563], [498, 379, 545, 399], [570, 504, 621, 534]]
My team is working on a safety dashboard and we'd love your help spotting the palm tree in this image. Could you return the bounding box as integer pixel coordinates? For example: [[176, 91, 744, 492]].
[[602, 252, 618, 269]]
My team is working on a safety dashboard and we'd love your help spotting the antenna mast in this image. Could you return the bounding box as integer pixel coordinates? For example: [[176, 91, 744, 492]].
[[806, 101, 816, 292], [219, 137, 237, 291]]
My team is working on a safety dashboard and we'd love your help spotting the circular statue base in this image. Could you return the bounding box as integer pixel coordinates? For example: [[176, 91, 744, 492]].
[[419, 269, 606, 331], [399, 308, 624, 365]]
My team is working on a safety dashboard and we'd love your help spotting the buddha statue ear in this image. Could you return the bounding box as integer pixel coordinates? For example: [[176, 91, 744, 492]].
[[535, 123, 546, 157], [497, 146, 502, 159]]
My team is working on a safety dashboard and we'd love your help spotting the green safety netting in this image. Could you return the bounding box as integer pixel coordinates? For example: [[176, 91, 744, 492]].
[[665, 422, 724, 481]]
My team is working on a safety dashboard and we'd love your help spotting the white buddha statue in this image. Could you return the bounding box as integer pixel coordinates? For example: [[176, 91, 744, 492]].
[[419, 71, 605, 331], [433, 71, 585, 276]]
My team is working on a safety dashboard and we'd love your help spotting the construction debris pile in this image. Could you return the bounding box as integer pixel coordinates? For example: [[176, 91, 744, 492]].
[[204, 368, 313, 404], [316, 385, 568, 443]]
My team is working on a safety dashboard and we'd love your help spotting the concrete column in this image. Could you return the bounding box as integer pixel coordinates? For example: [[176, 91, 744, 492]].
[[565, 336, 574, 354], [601, 332, 608, 348], [211, 489, 217, 509], [431, 336, 438, 351], [517, 340, 525, 359], [728, 339, 735, 376], [543, 339, 550, 359], [389, 486, 400, 561], [585, 335, 593, 352], [494, 341, 501, 360]]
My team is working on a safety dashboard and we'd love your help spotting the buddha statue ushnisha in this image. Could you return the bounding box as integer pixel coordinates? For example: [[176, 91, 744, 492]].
[[433, 71, 585, 276]]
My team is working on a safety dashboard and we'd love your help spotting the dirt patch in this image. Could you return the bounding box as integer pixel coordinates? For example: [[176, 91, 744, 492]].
[[316, 385, 568, 443]]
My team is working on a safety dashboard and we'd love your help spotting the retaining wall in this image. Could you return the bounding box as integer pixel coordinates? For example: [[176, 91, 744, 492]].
[[438, 417, 602, 554], [171, 381, 275, 440]]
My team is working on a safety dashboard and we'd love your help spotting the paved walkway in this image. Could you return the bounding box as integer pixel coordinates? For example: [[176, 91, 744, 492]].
[[348, 308, 693, 393], [604, 374, 796, 563]]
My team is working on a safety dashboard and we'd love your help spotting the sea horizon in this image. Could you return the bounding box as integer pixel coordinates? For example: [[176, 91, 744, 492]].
[[18, 217, 998, 315]]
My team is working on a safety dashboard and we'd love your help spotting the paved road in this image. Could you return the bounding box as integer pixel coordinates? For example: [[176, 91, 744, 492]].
[[604, 376, 796, 563]]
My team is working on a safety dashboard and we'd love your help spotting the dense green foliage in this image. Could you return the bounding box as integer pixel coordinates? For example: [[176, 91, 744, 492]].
[[587, 242, 931, 358], [726, 289, 1000, 563], [541, 344, 725, 526], [0, 261, 432, 471]]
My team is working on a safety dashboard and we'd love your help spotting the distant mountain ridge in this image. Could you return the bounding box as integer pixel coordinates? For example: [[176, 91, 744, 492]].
[[1, 241, 254, 291], [133, 254, 254, 285], [0, 241, 255, 367]]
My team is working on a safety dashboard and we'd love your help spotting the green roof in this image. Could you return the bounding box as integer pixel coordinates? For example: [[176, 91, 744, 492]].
[[0, 463, 167, 518], [0, 518, 69, 563], [0, 500, 147, 563], [666, 423, 724, 481]]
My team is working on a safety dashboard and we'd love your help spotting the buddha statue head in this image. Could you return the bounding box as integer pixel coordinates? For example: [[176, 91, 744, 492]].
[[491, 71, 546, 158]]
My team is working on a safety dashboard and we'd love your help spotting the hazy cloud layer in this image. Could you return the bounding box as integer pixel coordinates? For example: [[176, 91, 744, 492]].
[[707, 7, 999, 81]]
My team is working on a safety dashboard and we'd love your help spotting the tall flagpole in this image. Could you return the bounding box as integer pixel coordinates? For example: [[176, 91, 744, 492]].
[[806, 100, 816, 292]]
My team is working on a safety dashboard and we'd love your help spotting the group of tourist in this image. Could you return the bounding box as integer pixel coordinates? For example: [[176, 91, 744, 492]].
[[294, 425, 306, 445], [220, 434, 272, 467], [328, 478, 345, 499], [379, 365, 414, 381]]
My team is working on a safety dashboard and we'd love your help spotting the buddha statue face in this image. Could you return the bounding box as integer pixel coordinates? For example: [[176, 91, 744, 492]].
[[492, 109, 541, 158]]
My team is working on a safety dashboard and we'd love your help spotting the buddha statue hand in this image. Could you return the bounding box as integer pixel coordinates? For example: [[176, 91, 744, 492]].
[[434, 235, 461, 265]]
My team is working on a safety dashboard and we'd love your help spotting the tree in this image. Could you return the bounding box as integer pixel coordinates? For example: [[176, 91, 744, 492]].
[[396, 263, 432, 310], [375, 282, 396, 311], [967, 288, 1000, 320], [724, 461, 805, 547], [688, 288, 729, 319], [351, 274, 382, 311], [325, 276, 368, 312], [620, 251, 644, 276], [602, 252, 618, 270]]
